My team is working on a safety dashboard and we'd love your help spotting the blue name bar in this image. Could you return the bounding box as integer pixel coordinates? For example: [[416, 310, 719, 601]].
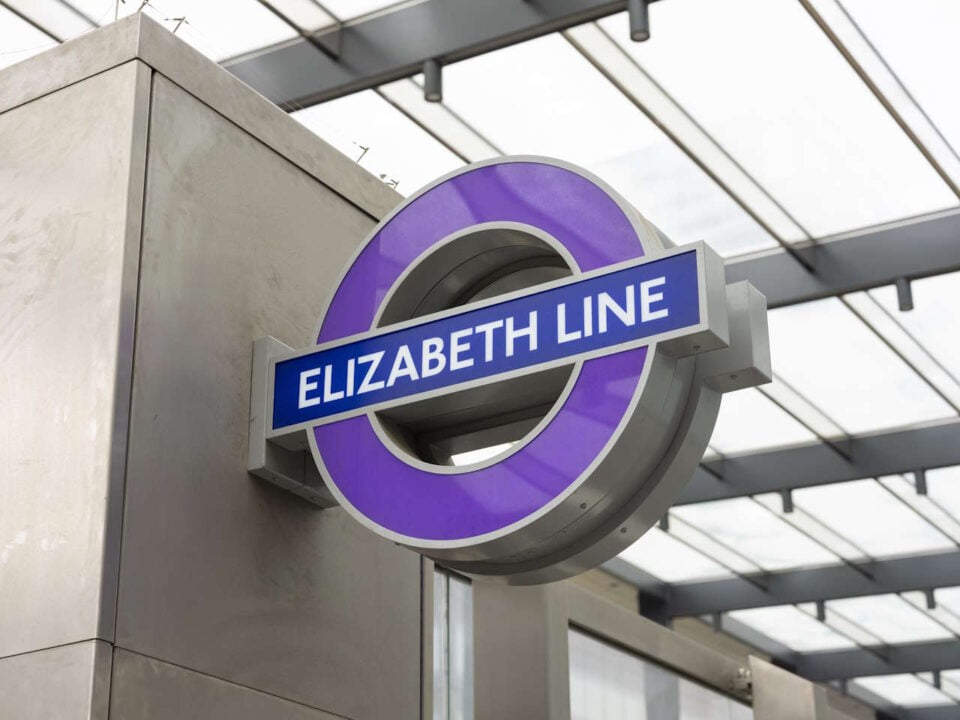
[[272, 249, 701, 431]]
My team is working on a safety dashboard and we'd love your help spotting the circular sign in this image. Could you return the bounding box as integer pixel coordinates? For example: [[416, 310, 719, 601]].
[[305, 157, 725, 583]]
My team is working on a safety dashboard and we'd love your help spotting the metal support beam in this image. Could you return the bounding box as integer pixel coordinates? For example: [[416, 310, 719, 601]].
[[719, 620, 959, 719], [679, 418, 960, 505], [795, 639, 960, 681], [726, 208, 960, 309], [653, 550, 960, 616], [225, 0, 660, 109]]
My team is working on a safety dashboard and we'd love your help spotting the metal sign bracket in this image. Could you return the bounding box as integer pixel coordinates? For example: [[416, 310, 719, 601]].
[[248, 336, 337, 508]]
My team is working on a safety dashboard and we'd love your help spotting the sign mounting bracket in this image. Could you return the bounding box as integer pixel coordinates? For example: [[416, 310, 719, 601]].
[[249, 336, 337, 508]]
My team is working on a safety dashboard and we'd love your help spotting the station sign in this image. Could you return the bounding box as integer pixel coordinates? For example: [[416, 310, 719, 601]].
[[253, 157, 770, 584]]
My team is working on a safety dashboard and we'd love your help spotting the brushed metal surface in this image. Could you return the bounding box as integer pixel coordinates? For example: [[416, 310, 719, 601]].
[[0, 61, 149, 658], [0, 640, 112, 719], [110, 648, 341, 720], [114, 74, 421, 719]]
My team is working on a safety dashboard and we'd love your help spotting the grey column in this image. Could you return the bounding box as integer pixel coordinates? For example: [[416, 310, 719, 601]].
[[472, 583, 571, 720]]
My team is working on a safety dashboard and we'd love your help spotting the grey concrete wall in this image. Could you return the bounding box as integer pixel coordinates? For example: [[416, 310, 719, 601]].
[[473, 583, 571, 720], [0, 641, 112, 720], [1, 17, 423, 719], [0, 56, 149, 677], [111, 73, 422, 720], [109, 648, 340, 720]]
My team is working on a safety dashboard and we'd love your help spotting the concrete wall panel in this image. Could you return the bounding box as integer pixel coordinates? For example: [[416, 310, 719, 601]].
[[0, 640, 112, 720], [0, 61, 148, 658], [110, 648, 341, 720], [114, 74, 421, 720]]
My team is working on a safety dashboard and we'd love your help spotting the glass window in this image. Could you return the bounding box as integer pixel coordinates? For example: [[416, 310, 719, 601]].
[[569, 629, 752, 719], [599, 0, 956, 237], [441, 34, 777, 257], [434, 569, 473, 720], [793, 479, 953, 557], [768, 299, 953, 434], [728, 605, 856, 652], [292, 90, 463, 195]]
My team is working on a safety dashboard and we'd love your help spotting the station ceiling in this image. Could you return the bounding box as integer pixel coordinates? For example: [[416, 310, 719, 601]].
[[5, 1, 960, 716]]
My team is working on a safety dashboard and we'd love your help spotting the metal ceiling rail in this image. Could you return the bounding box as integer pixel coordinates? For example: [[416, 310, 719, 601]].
[[794, 638, 960, 682], [696, 616, 959, 719], [893, 708, 960, 720], [225, 0, 659, 109], [726, 207, 960, 309], [637, 550, 960, 616], [679, 418, 960, 505]]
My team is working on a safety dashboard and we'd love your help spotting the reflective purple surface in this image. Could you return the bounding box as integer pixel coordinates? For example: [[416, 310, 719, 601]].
[[313, 161, 649, 541]]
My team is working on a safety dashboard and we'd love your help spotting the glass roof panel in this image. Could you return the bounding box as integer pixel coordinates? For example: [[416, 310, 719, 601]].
[[805, 602, 883, 647], [793, 479, 953, 557], [728, 605, 856, 652], [878, 475, 960, 544], [844, 293, 960, 410], [806, 0, 960, 190], [672, 498, 839, 571], [828, 594, 954, 644], [0, 6, 58, 69], [759, 377, 847, 440], [926, 467, 960, 528], [768, 298, 953, 433], [870, 271, 960, 382], [618, 527, 733, 583], [440, 34, 777, 257], [853, 674, 954, 708], [262, 0, 336, 32], [564, 22, 803, 245], [708, 388, 817, 455], [292, 90, 463, 195], [4, 0, 92, 40], [667, 517, 761, 575], [80, 0, 299, 61], [931, 586, 960, 617], [378, 79, 500, 162], [319, 0, 404, 21], [754, 494, 869, 561], [901, 590, 960, 637], [840, 0, 960, 176], [599, 0, 956, 237]]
